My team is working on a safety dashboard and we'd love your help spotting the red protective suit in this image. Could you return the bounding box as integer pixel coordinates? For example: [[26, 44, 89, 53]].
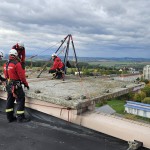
[[3, 56, 28, 86], [50, 56, 64, 70]]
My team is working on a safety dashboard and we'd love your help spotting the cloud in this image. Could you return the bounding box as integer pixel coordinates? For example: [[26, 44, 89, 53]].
[[0, 0, 150, 58]]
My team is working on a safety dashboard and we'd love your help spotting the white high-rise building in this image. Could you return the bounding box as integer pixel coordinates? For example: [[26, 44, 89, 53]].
[[143, 65, 150, 80]]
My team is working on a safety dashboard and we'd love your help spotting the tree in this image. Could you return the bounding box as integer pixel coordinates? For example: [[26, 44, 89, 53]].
[[141, 85, 150, 97], [133, 91, 146, 102], [70, 68, 76, 74], [142, 97, 150, 104], [143, 79, 149, 84], [83, 68, 91, 75]]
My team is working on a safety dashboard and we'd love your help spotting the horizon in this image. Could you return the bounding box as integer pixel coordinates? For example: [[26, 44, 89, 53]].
[[3, 53, 150, 60], [1, 1, 150, 58]]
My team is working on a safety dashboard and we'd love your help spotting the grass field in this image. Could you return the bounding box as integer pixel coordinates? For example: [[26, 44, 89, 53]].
[[88, 61, 133, 66], [107, 99, 126, 114], [88, 61, 150, 68], [97, 99, 150, 123]]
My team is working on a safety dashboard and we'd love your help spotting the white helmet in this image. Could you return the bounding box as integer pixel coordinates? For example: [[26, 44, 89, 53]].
[[0, 51, 3, 58], [51, 53, 57, 57], [18, 41, 24, 47], [9, 49, 18, 56]]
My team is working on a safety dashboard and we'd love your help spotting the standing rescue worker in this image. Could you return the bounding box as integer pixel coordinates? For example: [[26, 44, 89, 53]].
[[3, 49, 30, 123], [49, 53, 64, 79], [0, 51, 6, 82], [12, 42, 26, 70]]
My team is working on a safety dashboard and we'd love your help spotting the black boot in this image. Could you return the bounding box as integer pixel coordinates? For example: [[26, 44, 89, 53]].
[[55, 72, 63, 79], [8, 117, 17, 123], [7, 112, 17, 123], [17, 114, 30, 123]]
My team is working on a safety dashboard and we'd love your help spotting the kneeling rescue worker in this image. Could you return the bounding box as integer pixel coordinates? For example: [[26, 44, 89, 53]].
[[3, 49, 30, 123], [49, 53, 65, 79]]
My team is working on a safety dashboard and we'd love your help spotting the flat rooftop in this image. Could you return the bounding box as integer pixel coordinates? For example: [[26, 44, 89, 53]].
[[23, 73, 144, 109], [0, 74, 149, 149]]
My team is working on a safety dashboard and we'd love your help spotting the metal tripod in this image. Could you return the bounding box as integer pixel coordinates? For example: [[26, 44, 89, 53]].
[[37, 34, 81, 78]]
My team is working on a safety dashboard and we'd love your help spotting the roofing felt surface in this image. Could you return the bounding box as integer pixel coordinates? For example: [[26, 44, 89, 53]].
[[0, 112, 130, 150], [0, 98, 149, 150]]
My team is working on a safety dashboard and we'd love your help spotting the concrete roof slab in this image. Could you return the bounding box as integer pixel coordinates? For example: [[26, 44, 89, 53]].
[[23, 76, 144, 109]]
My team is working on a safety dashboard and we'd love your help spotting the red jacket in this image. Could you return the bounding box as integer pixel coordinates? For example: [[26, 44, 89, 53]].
[[50, 57, 64, 70], [12, 44, 25, 62], [3, 56, 28, 86]]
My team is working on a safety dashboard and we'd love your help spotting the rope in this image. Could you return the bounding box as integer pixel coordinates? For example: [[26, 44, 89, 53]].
[[71, 63, 93, 125], [26, 41, 62, 74], [0, 95, 72, 122], [27, 45, 67, 78], [26, 102, 73, 122], [26, 41, 61, 60], [60, 107, 71, 122]]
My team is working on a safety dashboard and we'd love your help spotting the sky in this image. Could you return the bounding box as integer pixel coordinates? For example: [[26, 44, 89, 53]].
[[0, 0, 150, 58]]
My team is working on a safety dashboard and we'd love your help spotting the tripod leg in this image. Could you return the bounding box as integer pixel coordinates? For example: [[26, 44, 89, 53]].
[[63, 35, 71, 77], [70, 35, 81, 78], [37, 61, 50, 78]]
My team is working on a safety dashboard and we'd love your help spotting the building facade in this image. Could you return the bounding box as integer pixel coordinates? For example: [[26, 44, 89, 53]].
[[143, 65, 150, 80]]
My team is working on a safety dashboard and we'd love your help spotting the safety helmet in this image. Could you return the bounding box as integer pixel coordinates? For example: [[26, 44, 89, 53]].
[[51, 53, 57, 57], [18, 41, 24, 47], [9, 49, 18, 56]]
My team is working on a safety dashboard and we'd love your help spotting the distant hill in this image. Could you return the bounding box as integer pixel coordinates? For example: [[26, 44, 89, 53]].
[[27, 55, 150, 62], [4, 54, 150, 62]]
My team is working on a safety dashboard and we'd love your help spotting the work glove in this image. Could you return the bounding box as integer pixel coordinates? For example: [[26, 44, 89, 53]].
[[0, 75, 6, 82], [24, 84, 29, 90]]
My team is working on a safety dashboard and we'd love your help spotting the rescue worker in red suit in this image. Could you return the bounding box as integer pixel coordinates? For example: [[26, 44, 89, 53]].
[[0, 51, 6, 82], [3, 49, 30, 123], [49, 53, 64, 79], [12, 42, 25, 70]]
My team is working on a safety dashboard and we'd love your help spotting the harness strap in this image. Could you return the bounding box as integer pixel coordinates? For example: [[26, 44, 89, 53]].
[[12, 85, 17, 98], [5, 60, 20, 98], [6, 61, 10, 80]]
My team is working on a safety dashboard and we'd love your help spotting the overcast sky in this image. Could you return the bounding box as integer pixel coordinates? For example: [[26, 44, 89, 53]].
[[0, 0, 150, 58]]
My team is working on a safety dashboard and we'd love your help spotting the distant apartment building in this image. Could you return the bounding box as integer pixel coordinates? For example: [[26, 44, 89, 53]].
[[143, 65, 150, 80], [128, 67, 139, 74]]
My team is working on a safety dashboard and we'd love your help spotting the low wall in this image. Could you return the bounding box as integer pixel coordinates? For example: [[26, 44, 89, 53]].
[[90, 84, 145, 105]]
